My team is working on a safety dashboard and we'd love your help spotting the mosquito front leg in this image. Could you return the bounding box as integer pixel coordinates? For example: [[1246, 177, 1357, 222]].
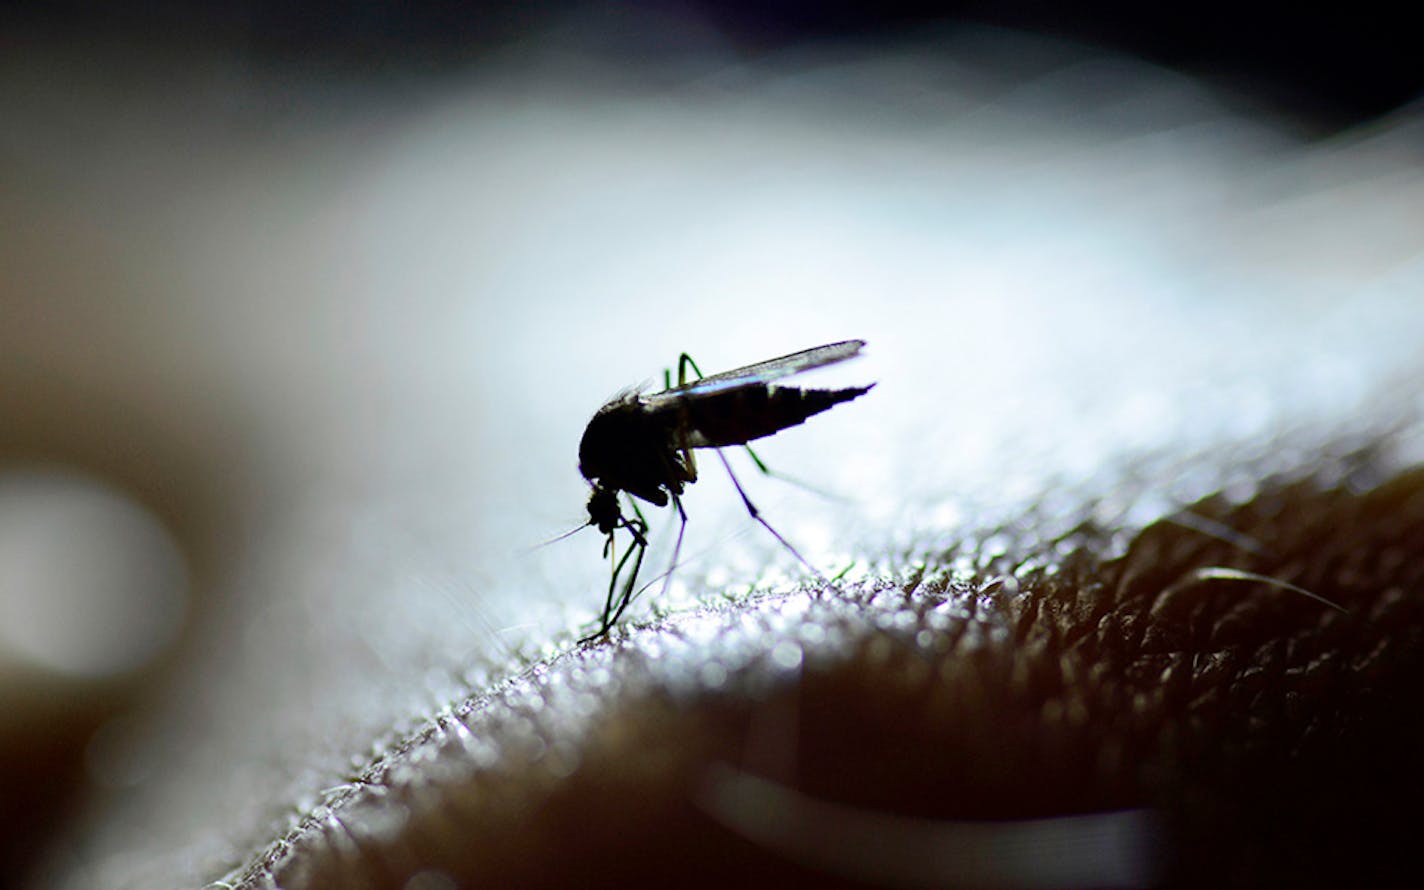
[[626, 495, 650, 546], [608, 500, 651, 621], [583, 497, 651, 643], [582, 529, 646, 643], [586, 534, 619, 642], [648, 493, 690, 608], [603, 531, 648, 632], [602, 533, 632, 625]]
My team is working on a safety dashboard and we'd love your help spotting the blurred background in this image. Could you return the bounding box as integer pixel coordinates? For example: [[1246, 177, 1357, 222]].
[[2, 2, 1421, 887]]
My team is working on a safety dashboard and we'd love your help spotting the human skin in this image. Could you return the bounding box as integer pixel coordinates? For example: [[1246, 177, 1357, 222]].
[[4, 37, 1424, 889], [253, 459, 1424, 889]]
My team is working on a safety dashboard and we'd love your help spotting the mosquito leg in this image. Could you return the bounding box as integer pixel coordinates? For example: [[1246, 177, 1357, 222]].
[[616, 493, 689, 616], [592, 547, 635, 642], [673, 352, 762, 473], [651, 493, 689, 607], [607, 505, 654, 620], [581, 521, 649, 643], [581, 498, 655, 642], [583, 542, 618, 644], [742, 443, 772, 476], [605, 530, 649, 630], [666, 354, 712, 387], [742, 449, 848, 501], [674, 355, 832, 496], [714, 449, 824, 585], [591, 534, 629, 638], [627, 496, 650, 544], [610, 509, 652, 603], [677, 352, 706, 387], [601, 532, 621, 617]]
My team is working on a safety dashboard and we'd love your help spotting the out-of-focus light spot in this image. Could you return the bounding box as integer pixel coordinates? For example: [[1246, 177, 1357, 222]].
[[404, 869, 457, 890], [771, 640, 804, 671], [699, 660, 728, 689], [0, 469, 188, 678]]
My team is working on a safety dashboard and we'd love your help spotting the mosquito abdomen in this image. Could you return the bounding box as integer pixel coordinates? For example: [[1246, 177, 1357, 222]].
[[681, 384, 874, 449]]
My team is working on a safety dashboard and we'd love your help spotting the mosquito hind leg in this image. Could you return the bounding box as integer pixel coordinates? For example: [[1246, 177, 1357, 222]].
[[673, 351, 830, 496], [714, 449, 825, 589], [740, 443, 847, 501], [741, 442, 772, 476]]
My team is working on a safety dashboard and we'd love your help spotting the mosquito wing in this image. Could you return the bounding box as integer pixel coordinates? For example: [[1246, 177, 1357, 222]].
[[640, 339, 872, 449], [652, 339, 866, 402]]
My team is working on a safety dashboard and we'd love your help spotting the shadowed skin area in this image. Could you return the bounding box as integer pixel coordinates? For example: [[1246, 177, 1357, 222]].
[[250, 448, 1424, 889]]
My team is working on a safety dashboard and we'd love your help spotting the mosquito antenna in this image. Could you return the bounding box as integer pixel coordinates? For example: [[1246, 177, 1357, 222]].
[[530, 521, 592, 551]]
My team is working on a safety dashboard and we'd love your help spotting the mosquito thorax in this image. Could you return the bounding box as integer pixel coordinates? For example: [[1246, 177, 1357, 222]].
[[578, 394, 679, 507]]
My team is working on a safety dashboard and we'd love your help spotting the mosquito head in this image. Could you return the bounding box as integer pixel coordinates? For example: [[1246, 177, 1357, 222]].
[[587, 484, 622, 536]]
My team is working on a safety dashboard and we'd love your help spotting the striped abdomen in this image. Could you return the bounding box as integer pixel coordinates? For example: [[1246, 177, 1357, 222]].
[[673, 384, 874, 449]]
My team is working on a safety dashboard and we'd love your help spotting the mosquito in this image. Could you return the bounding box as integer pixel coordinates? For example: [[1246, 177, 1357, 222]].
[[575, 339, 874, 641]]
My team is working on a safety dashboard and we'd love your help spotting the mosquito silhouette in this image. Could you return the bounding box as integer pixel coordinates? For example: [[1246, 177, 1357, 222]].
[[575, 339, 874, 641]]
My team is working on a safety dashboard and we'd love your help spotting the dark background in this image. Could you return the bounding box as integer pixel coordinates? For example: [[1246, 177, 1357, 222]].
[[7, 1, 1421, 131]]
